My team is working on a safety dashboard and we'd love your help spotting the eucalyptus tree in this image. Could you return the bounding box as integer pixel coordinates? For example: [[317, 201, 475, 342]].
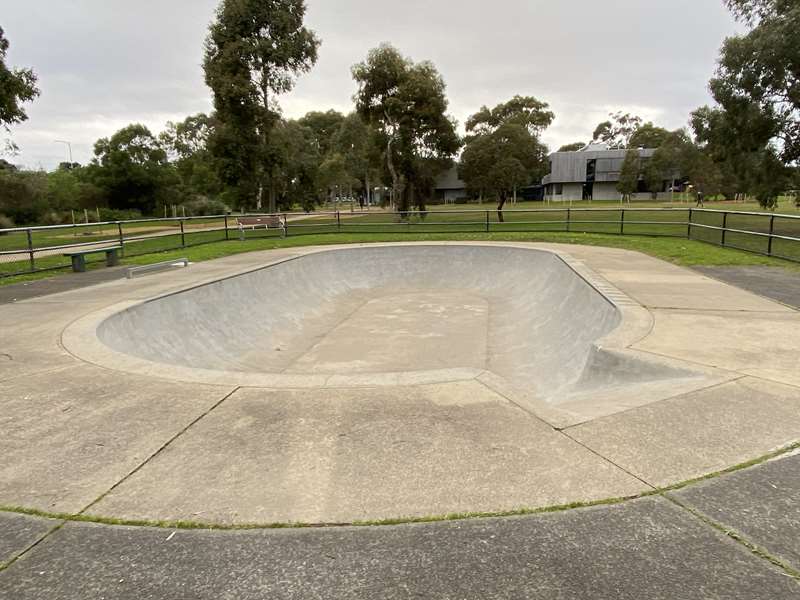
[[352, 44, 460, 214], [707, 0, 799, 163], [0, 26, 39, 155], [204, 0, 320, 211], [460, 96, 552, 220], [592, 112, 643, 149]]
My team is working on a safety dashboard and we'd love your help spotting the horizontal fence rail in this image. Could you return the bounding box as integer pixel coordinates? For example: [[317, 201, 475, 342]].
[[1, 207, 799, 278]]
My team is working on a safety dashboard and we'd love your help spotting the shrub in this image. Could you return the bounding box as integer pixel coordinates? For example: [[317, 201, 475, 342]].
[[97, 208, 143, 222], [0, 214, 15, 233], [40, 211, 68, 226], [181, 196, 228, 217]]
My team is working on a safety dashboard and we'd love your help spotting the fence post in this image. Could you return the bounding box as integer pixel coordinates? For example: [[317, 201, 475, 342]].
[[117, 222, 125, 256], [767, 214, 775, 256], [224, 214, 229, 240], [26, 229, 35, 272], [721, 212, 728, 247], [283, 213, 289, 237], [337, 210, 341, 232], [485, 210, 490, 233], [566, 208, 571, 232], [180, 219, 186, 248], [687, 208, 693, 239], [620, 209, 625, 235]]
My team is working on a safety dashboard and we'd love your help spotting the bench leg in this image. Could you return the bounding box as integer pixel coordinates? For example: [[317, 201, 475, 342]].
[[106, 249, 119, 267], [71, 255, 86, 273]]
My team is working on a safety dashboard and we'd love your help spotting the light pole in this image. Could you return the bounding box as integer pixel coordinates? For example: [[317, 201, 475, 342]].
[[54, 140, 73, 164]]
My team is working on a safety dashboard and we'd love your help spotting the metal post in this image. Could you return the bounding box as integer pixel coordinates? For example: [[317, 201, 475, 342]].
[[485, 210, 490, 233], [117, 222, 125, 256], [180, 219, 186, 248], [767, 214, 775, 256], [224, 214, 229, 240], [620, 209, 625, 235], [566, 208, 571, 232], [721, 212, 728, 247], [283, 214, 289, 237], [27, 229, 34, 272], [337, 211, 341, 232], [687, 208, 693, 239]]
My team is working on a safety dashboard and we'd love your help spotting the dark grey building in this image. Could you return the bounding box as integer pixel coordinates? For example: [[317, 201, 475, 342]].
[[542, 145, 674, 202]]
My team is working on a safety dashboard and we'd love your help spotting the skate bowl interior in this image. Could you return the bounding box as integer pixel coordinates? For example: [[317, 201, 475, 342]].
[[89, 245, 705, 405]]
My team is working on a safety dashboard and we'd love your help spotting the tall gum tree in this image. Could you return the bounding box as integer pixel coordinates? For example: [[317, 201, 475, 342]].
[[460, 96, 553, 221], [204, 0, 319, 211], [352, 44, 460, 215]]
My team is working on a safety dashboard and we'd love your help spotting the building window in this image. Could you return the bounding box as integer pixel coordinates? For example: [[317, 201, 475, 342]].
[[554, 183, 563, 195]]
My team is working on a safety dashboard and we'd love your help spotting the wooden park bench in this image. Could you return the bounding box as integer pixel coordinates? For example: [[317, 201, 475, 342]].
[[237, 215, 286, 240], [63, 245, 122, 273]]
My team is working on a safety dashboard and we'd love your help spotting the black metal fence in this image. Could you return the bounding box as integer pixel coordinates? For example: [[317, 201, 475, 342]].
[[1, 207, 799, 278]]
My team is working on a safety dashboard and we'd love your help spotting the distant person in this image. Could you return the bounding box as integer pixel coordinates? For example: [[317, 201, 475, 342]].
[[696, 189, 705, 207]]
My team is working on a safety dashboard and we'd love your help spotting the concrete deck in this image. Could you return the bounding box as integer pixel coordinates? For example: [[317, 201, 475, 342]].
[[3, 241, 800, 597], [1, 242, 799, 529]]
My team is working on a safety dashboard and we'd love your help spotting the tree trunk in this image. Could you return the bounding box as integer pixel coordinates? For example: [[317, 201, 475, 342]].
[[497, 193, 507, 223]]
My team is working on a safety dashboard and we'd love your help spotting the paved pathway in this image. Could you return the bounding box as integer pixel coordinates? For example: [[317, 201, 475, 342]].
[[1, 452, 798, 599], [0, 267, 128, 304], [695, 265, 800, 309]]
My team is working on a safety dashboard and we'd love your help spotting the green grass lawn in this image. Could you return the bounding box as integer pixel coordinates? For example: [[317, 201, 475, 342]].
[[3, 203, 800, 285], [2, 229, 798, 287]]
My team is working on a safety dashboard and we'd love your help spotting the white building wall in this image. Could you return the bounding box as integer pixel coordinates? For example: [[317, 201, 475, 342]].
[[591, 182, 619, 200]]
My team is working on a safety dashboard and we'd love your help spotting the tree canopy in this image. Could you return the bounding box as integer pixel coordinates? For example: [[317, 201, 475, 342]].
[[461, 96, 551, 219], [352, 44, 460, 214], [203, 0, 320, 211], [88, 124, 176, 213], [465, 95, 554, 139], [558, 142, 585, 152], [0, 26, 39, 155], [592, 112, 643, 148], [709, 0, 799, 163]]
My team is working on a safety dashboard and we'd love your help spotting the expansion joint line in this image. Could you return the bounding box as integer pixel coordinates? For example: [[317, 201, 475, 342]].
[[0, 386, 241, 576], [557, 429, 658, 492], [661, 493, 800, 583], [561, 430, 800, 583], [81, 386, 242, 514]]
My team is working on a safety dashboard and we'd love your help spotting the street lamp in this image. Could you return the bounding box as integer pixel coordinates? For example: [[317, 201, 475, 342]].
[[54, 140, 73, 164]]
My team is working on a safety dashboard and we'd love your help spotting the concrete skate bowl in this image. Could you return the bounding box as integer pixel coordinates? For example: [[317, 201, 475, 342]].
[[81, 244, 711, 414]]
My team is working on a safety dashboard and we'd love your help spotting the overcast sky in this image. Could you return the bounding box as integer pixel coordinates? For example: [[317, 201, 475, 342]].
[[3, 0, 740, 170]]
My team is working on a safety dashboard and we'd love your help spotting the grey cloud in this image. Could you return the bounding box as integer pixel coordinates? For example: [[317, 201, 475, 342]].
[[3, 0, 739, 169]]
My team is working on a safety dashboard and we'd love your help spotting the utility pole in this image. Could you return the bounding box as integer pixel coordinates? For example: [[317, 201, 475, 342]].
[[54, 140, 73, 164]]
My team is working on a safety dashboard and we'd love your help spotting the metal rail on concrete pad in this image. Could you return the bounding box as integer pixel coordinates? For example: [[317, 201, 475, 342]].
[[126, 258, 189, 279]]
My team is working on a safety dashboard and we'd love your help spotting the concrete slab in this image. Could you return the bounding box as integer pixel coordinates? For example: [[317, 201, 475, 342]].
[[552, 244, 795, 312], [284, 290, 489, 373], [695, 265, 800, 310], [568, 377, 800, 487], [633, 309, 800, 387], [0, 364, 234, 514], [90, 381, 645, 525], [2, 497, 797, 599], [0, 303, 82, 382], [673, 451, 800, 572], [0, 512, 58, 566]]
